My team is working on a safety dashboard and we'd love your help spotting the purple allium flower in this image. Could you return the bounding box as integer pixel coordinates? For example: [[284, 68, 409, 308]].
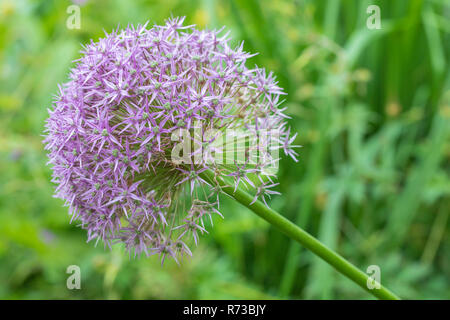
[[43, 17, 298, 263], [71, 0, 88, 5]]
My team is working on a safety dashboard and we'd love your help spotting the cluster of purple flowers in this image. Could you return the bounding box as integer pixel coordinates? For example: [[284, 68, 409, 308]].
[[44, 17, 298, 263]]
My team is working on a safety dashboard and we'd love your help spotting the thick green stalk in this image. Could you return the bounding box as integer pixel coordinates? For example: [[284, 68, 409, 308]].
[[200, 169, 400, 300]]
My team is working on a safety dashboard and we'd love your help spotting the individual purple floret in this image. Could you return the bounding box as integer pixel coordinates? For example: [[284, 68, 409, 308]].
[[43, 17, 298, 263]]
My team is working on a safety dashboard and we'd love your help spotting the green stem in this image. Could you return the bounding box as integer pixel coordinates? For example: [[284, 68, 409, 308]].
[[200, 169, 400, 300]]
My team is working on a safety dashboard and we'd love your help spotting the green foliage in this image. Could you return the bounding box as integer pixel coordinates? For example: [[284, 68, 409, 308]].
[[0, 0, 448, 299]]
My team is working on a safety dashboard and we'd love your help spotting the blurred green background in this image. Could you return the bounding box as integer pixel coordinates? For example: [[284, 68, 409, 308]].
[[0, 0, 449, 299]]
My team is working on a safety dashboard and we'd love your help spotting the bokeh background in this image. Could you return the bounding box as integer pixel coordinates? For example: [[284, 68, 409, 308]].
[[0, 0, 449, 299]]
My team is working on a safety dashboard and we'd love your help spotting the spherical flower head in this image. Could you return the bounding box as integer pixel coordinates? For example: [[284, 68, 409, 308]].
[[43, 17, 298, 263]]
